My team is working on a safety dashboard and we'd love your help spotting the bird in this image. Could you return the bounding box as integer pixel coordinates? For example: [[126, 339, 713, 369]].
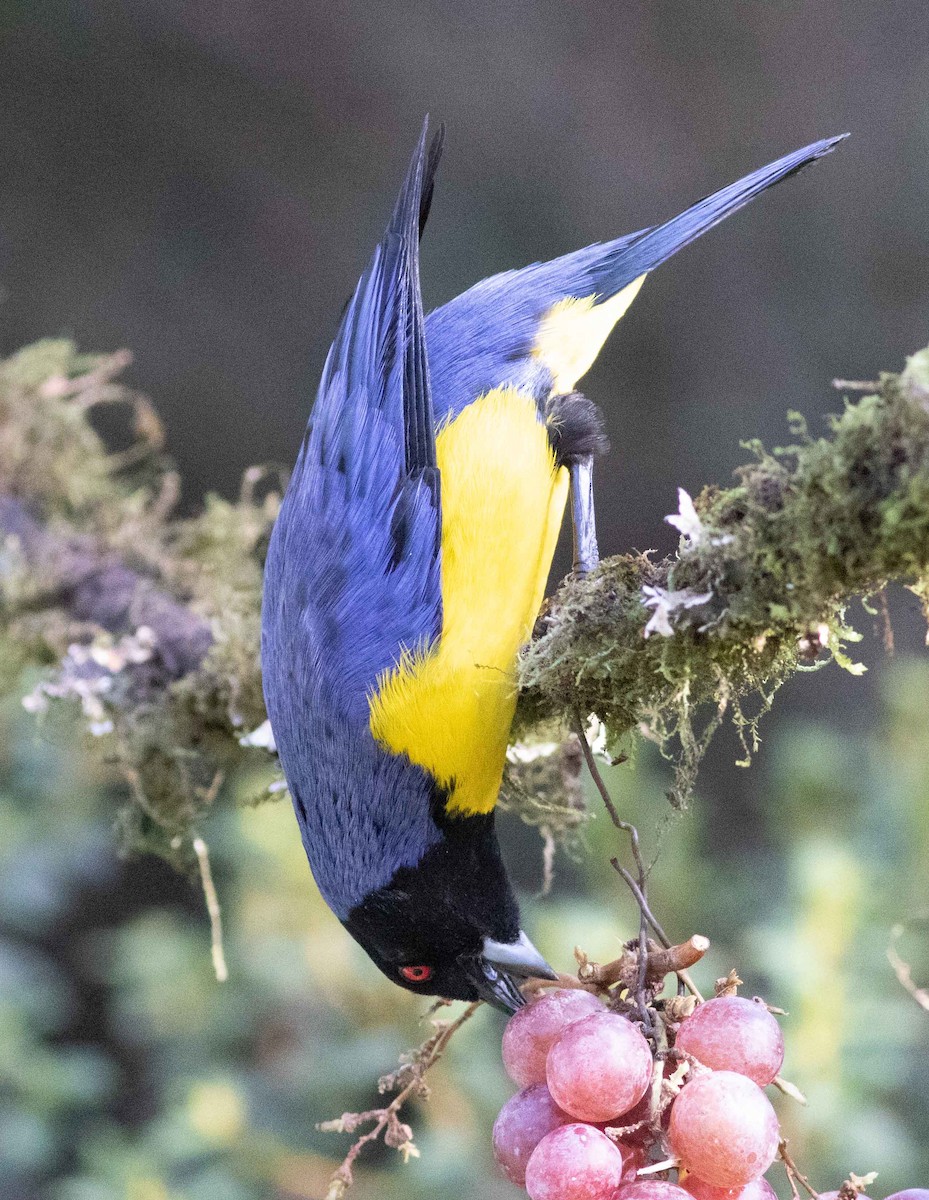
[[261, 120, 845, 1012]]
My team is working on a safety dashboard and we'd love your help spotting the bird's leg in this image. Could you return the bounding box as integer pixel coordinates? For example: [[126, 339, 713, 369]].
[[570, 455, 600, 576], [544, 389, 606, 576]]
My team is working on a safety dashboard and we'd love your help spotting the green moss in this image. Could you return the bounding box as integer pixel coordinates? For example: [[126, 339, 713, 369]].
[[518, 349, 929, 802], [0, 341, 141, 522], [0, 342, 279, 867]]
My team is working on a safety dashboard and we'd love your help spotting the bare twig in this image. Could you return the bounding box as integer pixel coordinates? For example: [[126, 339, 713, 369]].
[[647, 936, 710, 976], [780, 1139, 820, 1199], [887, 923, 929, 1012], [831, 378, 880, 391], [568, 937, 708, 996], [319, 1001, 481, 1197], [573, 712, 708, 1014], [192, 835, 228, 983], [574, 712, 657, 1034], [609, 859, 672, 948]]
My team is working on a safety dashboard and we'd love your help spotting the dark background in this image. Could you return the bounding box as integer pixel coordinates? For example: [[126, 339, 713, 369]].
[[2, 1, 928, 525], [2, 3, 929, 1197]]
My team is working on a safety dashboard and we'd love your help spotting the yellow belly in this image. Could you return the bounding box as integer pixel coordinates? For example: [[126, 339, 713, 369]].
[[369, 386, 569, 816]]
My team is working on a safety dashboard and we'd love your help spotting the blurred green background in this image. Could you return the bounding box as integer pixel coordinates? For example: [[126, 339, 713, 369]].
[[2, 650, 928, 1199], [1, 1, 929, 1196]]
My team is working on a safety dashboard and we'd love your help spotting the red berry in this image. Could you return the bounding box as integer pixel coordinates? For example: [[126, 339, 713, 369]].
[[546, 1011, 653, 1122], [524, 1123, 626, 1200], [615, 1183, 693, 1200], [683, 1176, 779, 1200], [668, 1071, 779, 1188], [492, 1083, 572, 1185], [675, 997, 784, 1086], [502, 989, 604, 1087]]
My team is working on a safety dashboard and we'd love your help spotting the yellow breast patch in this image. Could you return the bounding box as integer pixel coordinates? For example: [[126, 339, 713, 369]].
[[368, 386, 569, 817], [532, 274, 646, 394]]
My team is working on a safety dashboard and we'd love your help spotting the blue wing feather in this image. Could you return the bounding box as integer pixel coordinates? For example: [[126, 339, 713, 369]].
[[271, 121, 441, 718], [262, 122, 445, 916]]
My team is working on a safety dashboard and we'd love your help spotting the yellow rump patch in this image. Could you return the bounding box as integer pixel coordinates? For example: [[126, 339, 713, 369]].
[[532, 274, 646, 394], [369, 387, 569, 817]]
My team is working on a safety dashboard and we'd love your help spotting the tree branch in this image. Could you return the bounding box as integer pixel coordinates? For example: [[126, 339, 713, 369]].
[[2, 337, 929, 861], [518, 346, 929, 802]]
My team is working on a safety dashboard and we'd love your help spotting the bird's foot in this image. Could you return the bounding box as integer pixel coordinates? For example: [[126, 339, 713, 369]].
[[570, 454, 600, 576]]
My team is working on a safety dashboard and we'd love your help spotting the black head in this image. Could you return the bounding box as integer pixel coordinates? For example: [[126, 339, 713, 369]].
[[342, 813, 556, 1012]]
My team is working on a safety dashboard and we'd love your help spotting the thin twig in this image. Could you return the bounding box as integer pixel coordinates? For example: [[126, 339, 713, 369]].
[[635, 904, 652, 1034], [573, 715, 626, 830], [780, 1138, 820, 1199], [192, 835, 228, 983], [831, 378, 880, 391], [321, 1001, 481, 1198], [609, 859, 672, 948], [575, 713, 662, 1036], [887, 924, 929, 1012], [573, 712, 707, 1012]]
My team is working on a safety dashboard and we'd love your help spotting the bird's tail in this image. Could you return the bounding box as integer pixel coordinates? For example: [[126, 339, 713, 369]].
[[594, 133, 849, 295]]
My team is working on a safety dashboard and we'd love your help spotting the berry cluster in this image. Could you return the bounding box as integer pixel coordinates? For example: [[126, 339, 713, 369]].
[[494, 986, 784, 1200], [494, 986, 929, 1198]]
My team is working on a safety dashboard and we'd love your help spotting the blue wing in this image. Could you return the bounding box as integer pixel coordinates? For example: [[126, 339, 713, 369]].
[[262, 122, 446, 916], [264, 121, 441, 727], [425, 135, 847, 421]]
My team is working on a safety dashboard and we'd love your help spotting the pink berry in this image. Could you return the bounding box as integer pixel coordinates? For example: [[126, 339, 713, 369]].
[[683, 1176, 779, 1200], [675, 997, 784, 1086], [492, 1084, 572, 1185], [668, 1072, 780, 1188], [524, 1123, 626, 1200], [502, 989, 605, 1087], [546, 1011, 653, 1122], [883, 1194, 929, 1200], [615, 1183, 693, 1200]]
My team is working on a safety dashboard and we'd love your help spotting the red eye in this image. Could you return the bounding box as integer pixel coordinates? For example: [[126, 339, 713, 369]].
[[399, 964, 433, 983]]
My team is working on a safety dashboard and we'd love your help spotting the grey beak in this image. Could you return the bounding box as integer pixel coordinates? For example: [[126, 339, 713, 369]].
[[483, 931, 559, 980], [470, 931, 559, 1014]]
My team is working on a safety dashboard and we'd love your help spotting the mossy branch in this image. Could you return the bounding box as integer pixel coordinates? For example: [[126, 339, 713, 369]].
[[0, 340, 274, 867], [517, 347, 929, 802], [1, 337, 928, 859]]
